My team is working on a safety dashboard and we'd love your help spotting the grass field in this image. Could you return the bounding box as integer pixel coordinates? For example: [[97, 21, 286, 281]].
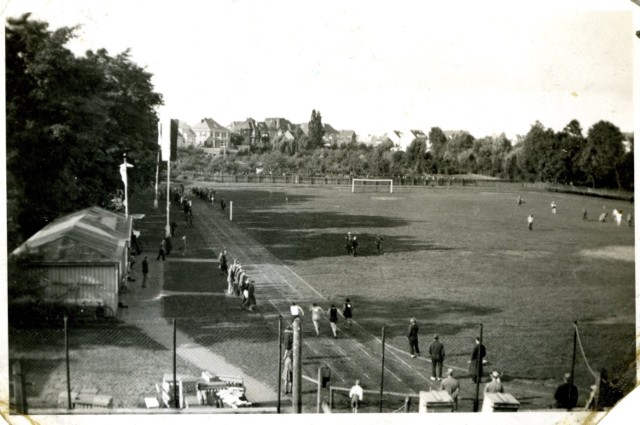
[[206, 183, 635, 395], [9, 182, 635, 412]]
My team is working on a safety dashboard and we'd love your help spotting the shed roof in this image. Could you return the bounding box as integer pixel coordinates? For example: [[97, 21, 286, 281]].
[[12, 207, 132, 263]]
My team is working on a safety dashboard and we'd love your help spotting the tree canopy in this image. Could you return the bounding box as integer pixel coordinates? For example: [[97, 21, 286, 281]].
[[6, 14, 163, 247]]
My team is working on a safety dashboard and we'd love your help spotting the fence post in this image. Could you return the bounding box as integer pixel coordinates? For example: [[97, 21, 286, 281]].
[[64, 315, 72, 410], [12, 360, 28, 414], [329, 387, 334, 410], [230, 201, 233, 221], [570, 321, 577, 407], [173, 318, 178, 408], [379, 325, 386, 413], [277, 315, 283, 414], [473, 324, 483, 412], [292, 317, 302, 413]]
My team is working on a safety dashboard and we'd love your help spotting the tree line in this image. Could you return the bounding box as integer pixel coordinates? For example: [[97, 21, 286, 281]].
[[6, 15, 633, 251]]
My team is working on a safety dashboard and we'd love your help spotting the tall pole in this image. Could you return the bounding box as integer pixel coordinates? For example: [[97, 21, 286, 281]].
[[154, 151, 160, 208], [122, 153, 129, 217], [277, 315, 283, 414], [570, 321, 577, 406], [173, 318, 178, 408], [473, 324, 484, 412], [230, 201, 233, 221], [64, 316, 72, 410], [166, 157, 171, 237], [292, 317, 302, 413], [379, 325, 386, 413]]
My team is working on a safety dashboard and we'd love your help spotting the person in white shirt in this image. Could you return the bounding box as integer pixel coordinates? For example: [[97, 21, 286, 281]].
[[290, 302, 304, 319], [310, 303, 325, 337], [527, 215, 534, 231], [349, 380, 363, 413]]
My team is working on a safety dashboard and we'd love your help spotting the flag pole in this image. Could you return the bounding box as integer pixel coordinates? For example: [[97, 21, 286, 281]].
[[123, 153, 129, 217], [154, 151, 160, 208]]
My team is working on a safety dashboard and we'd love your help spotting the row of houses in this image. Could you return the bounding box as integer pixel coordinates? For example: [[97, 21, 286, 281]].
[[176, 116, 442, 152]]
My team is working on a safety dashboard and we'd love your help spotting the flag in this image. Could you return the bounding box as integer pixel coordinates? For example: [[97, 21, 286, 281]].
[[158, 117, 178, 161]]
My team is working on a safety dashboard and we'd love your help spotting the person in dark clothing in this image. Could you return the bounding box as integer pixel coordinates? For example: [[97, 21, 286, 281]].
[[375, 234, 383, 254], [141, 256, 149, 287], [221, 198, 226, 211], [554, 373, 578, 410], [328, 304, 339, 338], [429, 334, 446, 380], [164, 236, 172, 256], [351, 236, 359, 257], [345, 232, 352, 255], [469, 337, 487, 383], [343, 298, 353, 328], [218, 249, 228, 275], [157, 239, 166, 261], [170, 220, 177, 237], [407, 318, 420, 358]]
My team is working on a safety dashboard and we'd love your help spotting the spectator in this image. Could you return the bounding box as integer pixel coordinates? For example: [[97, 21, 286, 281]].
[[428, 334, 445, 380], [554, 373, 578, 410], [282, 353, 293, 395], [484, 371, 504, 393], [440, 369, 460, 411], [141, 256, 149, 288], [157, 239, 166, 261], [407, 318, 420, 358], [349, 380, 363, 413], [218, 249, 228, 275], [469, 337, 486, 383]]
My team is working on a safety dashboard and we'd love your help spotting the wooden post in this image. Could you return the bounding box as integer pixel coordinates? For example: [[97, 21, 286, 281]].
[[12, 360, 28, 414], [277, 315, 283, 414], [173, 319, 178, 408], [317, 367, 323, 413], [64, 316, 72, 410], [570, 321, 577, 407], [230, 201, 233, 221], [473, 324, 483, 412], [379, 325, 386, 413], [403, 396, 411, 412], [329, 387, 334, 410], [292, 317, 302, 413]]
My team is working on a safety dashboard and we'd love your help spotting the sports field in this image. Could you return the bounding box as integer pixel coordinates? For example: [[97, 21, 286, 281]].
[[207, 183, 636, 400]]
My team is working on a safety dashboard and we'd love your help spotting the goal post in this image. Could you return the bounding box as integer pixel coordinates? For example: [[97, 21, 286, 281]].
[[351, 178, 393, 193]]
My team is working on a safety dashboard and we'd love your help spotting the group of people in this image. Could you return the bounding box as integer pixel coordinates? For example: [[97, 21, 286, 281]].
[[221, 252, 257, 312], [344, 232, 383, 256], [288, 299, 353, 338], [519, 196, 633, 230]]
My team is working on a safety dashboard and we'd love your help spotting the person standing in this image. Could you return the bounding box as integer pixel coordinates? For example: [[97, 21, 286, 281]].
[[218, 249, 228, 275], [351, 236, 359, 257], [349, 380, 363, 413], [345, 232, 353, 255], [440, 369, 460, 411], [484, 371, 504, 393], [141, 256, 149, 288], [221, 198, 226, 211], [527, 214, 534, 231], [375, 234, 383, 254], [554, 372, 578, 410], [179, 235, 187, 256], [428, 334, 445, 380], [517, 195, 523, 206], [170, 220, 177, 237], [227, 259, 239, 295], [469, 337, 487, 383], [583, 208, 588, 221], [310, 303, 325, 337], [343, 298, 353, 328], [164, 235, 172, 256], [551, 201, 557, 214], [157, 239, 166, 261], [282, 353, 293, 395], [328, 304, 339, 338], [407, 318, 420, 358]]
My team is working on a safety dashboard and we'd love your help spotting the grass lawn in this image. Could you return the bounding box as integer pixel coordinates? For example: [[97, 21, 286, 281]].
[[204, 183, 635, 396]]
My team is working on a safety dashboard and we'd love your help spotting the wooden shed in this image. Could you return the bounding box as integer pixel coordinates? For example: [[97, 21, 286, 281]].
[[11, 207, 133, 316]]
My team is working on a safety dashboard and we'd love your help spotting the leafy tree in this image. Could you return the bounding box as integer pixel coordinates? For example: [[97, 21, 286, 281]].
[[578, 121, 626, 188], [428, 127, 448, 174], [307, 109, 325, 150], [6, 14, 163, 245]]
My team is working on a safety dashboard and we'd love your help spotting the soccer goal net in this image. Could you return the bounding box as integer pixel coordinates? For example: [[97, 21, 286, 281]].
[[351, 178, 394, 193]]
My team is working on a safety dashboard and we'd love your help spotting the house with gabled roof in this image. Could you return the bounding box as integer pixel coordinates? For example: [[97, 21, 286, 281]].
[[191, 118, 230, 148], [11, 206, 133, 315], [177, 120, 196, 147]]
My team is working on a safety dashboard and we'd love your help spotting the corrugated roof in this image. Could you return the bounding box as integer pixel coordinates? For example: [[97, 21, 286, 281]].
[[12, 206, 131, 263]]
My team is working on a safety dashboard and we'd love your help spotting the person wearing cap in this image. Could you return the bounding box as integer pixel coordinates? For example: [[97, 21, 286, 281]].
[[484, 371, 504, 393], [407, 318, 420, 358], [554, 373, 578, 410], [428, 334, 445, 380], [469, 337, 487, 383], [440, 369, 460, 411]]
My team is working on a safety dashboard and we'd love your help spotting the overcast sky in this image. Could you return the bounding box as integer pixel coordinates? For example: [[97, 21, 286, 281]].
[[3, 0, 636, 139]]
